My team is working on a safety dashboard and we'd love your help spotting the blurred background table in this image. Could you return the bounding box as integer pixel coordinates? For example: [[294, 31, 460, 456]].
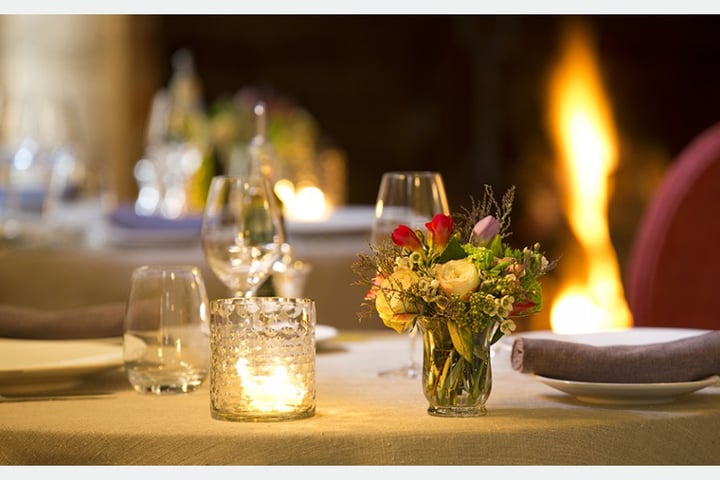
[[0, 202, 377, 332]]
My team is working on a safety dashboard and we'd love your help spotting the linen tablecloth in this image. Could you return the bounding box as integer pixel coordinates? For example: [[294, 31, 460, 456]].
[[1, 331, 718, 465]]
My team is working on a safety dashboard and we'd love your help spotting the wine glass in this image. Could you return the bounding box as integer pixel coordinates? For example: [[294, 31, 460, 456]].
[[201, 174, 285, 297], [371, 171, 450, 378]]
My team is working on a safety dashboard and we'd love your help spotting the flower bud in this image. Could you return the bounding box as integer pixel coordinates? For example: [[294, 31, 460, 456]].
[[425, 214, 453, 252], [392, 225, 423, 252], [470, 215, 500, 246]]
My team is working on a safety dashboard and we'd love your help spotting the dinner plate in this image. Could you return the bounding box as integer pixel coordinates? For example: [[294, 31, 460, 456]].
[[502, 327, 711, 349], [286, 205, 374, 235], [0, 338, 123, 395], [536, 374, 720, 405]]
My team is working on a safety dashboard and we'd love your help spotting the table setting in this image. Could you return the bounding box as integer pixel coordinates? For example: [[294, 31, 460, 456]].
[[1, 96, 719, 464], [502, 328, 720, 405]]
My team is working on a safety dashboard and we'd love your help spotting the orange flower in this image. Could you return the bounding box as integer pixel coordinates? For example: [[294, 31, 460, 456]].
[[364, 274, 383, 301]]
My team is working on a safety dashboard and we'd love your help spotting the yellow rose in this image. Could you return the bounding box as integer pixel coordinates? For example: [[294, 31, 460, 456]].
[[436, 259, 480, 299], [375, 268, 420, 333]]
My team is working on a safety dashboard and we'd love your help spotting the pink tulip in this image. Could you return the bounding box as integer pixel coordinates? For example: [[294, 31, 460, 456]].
[[471, 215, 500, 246], [392, 225, 423, 252]]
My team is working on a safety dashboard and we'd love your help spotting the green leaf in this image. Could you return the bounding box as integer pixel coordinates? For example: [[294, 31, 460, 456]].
[[437, 237, 467, 263], [489, 234, 503, 257], [446, 356, 465, 391], [447, 320, 473, 362], [437, 354, 453, 403]]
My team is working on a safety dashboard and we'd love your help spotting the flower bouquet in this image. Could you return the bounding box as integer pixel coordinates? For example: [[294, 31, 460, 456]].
[[353, 185, 554, 416]]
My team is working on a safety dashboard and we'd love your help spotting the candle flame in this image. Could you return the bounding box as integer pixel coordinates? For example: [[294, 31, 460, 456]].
[[547, 23, 632, 334], [236, 358, 305, 413]]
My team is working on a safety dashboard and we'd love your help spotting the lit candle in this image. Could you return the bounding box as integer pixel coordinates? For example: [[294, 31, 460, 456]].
[[235, 359, 306, 413], [210, 297, 316, 422]]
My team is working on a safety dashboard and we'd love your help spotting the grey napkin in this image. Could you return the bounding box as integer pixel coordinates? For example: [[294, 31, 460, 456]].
[[0, 303, 126, 339], [511, 331, 720, 383]]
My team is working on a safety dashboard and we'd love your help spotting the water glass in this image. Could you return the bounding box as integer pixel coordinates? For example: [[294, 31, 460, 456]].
[[210, 297, 316, 422], [123, 265, 210, 394]]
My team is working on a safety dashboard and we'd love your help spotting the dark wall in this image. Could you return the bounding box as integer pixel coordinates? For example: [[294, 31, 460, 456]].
[[152, 15, 720, 213]]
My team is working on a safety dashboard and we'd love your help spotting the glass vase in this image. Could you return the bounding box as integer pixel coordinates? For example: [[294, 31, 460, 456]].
[[418, 316, 498, 417]]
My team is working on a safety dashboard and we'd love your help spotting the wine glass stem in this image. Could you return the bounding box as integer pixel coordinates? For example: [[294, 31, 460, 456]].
[[408, 327, 420, 374]]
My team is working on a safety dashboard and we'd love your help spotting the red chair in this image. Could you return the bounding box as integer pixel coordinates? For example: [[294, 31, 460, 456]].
[[626, 122, 720, 329]]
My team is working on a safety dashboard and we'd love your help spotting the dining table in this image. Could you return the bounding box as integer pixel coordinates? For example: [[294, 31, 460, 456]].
[[1, 328, 719, 466], [2, 202, 720, 467]]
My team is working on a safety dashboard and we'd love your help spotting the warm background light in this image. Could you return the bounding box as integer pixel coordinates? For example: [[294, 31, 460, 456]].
[[278, 181, 331, 222], [547, 23, 632, 334]]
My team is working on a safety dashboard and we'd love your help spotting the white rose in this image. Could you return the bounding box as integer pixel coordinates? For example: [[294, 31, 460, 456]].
[[436, 259, 480, 299]]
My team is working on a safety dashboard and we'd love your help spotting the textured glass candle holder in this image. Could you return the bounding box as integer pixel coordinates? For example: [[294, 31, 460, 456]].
[[210, 297, 316, 422]]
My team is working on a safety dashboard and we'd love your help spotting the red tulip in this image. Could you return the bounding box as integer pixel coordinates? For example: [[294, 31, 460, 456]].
[[511, 301, 537, 316], [425, 214, 453, 251], [392, 225, 423, 252]]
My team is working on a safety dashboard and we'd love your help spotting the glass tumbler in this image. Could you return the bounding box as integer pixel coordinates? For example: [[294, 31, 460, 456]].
[[210, 297, 316, 422], [123, 265, 210, 394]]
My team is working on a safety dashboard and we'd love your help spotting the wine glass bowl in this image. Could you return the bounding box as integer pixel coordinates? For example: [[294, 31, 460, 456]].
[[201, 174, 285, 297], [371, 171, 450, 244], [371, 171, 450, 378]]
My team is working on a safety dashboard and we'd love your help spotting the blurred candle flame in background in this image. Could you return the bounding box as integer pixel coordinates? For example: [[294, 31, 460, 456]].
[[547, 22, 633, 334]]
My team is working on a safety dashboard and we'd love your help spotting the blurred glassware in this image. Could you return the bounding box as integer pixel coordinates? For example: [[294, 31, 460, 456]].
[[133, 48, 214, 220], [371, 171, 450, 379], [272, 243, 312, 298], [242, 101, 285, 296], [209, 88, 347, 222], [0, 93, 87, 244], [201, 174, 286, 298]]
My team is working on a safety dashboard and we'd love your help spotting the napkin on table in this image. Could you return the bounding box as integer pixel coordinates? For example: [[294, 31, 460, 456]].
[[108, 204, 202, 231], [511, 331, 720, 383], [0, 303, 125, 339]]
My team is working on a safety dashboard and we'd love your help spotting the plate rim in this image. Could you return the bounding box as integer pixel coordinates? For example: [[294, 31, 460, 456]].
[[534, 373, 720, 404], [316, 324, 339, 343], [0, 338, 123, 380], [535, 373, 720, 390]]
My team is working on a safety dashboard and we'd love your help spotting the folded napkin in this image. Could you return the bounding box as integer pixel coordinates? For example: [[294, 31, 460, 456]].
[[109, 204, 202, 231], [0, 303, 126, 339], [511, 331, 720, 383]]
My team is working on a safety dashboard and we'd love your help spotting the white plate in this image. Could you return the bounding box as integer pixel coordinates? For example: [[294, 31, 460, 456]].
[[286, 205, 374, 235], [316, 324, 338, 344], [502, 327, 711, 349], [536, 374, 720, 405], [0, 338, 123, 395], [501, 328, 719, 405]]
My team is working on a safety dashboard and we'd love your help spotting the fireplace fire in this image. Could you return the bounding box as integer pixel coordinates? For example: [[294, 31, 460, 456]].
[[546, 22, 633, 334]]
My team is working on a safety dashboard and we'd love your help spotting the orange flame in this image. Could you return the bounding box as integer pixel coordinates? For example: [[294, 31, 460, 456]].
[[547, 23, 632, 333]]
